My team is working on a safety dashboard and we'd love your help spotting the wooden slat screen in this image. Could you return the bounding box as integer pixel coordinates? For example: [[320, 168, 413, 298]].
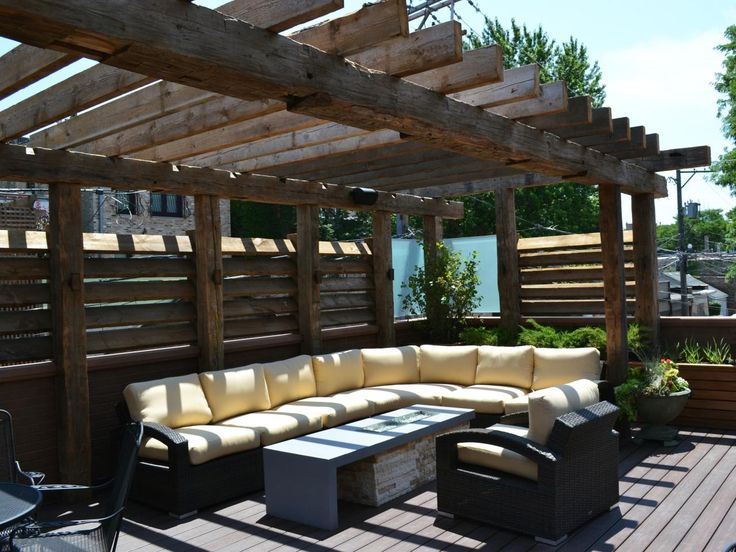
[[518, 230, 635, 316], [0, 230, 374, 364]]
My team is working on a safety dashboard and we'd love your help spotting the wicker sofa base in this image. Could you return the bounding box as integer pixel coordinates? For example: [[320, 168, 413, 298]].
[[130, 447, 264, 516]]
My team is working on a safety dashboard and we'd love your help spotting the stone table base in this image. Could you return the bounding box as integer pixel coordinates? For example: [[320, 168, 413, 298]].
[[337, 422, 469, 506]]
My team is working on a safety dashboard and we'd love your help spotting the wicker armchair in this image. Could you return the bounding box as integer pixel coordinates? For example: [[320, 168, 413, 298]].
[[9, 422, 142, 552], [436, 401, 620, 545]]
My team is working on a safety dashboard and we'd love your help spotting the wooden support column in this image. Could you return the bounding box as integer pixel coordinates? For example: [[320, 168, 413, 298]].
[[495, 187, 521, 332], [372, 211, 395, 346], [423, 215, 443, 268], [193, 195, 224, 371], [632, 193, 660, 352], [296, 205, 321, 354], [48, 184, 90, 483], [599, 185, 628, 384]]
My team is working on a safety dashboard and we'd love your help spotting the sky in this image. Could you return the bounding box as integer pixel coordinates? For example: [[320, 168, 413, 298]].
[[1, 0, 734, 227]]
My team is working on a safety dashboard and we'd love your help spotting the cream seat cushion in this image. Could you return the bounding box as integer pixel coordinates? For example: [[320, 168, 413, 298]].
[[278, 394, 374, 428], [312, 350, 364, 396], [262, 355, 316, 407], [420, 345, 478, 386], [527, 379, 600, 444], [532, 347, 601, 390], [362, 346, 419, 386], [476, 345, 534, 389], [442, 385, 528, 414], [123, 373, 212, 428], [339, 383, 463, 413], [457, 424, 538, 481], [503, 394, 530, 415], [139, 424, 260, 465], [220, 409, 322, 445], [198, 364, 271, 423]]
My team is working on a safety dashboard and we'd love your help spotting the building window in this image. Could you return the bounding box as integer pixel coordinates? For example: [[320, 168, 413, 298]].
[[150, 193, 183, 217], [114, 192, 139, 215]]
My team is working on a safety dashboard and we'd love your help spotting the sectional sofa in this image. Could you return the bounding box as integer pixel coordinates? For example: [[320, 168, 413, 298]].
[[121, 344, 606, 516]]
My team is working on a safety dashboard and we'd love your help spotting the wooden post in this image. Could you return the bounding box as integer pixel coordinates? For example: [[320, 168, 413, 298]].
[[193, 195, 224, 371], [632, 193, 660, 352], [599, 185, 628, 384], [48, 184, 90, 483], [423, 215, 443, 268], [372, 211, 395, 346], [296, 205, 321, 354], [495, 187, 521, 333]]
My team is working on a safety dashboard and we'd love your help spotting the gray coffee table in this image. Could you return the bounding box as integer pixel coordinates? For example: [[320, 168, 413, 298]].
[[263, 404, 474, 530]]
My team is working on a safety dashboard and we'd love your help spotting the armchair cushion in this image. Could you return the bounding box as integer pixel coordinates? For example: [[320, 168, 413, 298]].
[[139, 424, 261, 465], [532, 347, 601, 390], [262, 355, 316, 407], [312, 349, 364, 396], [527, 379, 600, 444], [123, 373, 212, 428], [361, 346, 419, 386], [476, 345, 534, 388], [420, 345, 478, 385], [442, 385, 527, 414], [457, 424, 538, 481], [199, 364, 271, 422]]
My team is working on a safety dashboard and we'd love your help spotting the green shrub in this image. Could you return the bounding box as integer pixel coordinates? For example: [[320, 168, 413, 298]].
[[401, 242, 481, 343], [562, 326, 608, 356], [702, 338, 733, 364], [459, 327, 498, 346], [678, 338, 703, 364], [517, 319, 565, 348]]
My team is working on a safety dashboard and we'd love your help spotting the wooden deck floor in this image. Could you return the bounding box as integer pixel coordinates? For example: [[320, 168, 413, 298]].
[[116, 428, 736, 551]]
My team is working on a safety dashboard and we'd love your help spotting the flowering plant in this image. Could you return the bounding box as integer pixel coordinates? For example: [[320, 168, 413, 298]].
[[614, 358, 690, 421]]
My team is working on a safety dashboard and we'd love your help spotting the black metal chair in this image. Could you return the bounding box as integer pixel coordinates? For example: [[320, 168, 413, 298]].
[[436, 401, 620, 545], [9, 422, 143, 552], [0, 410, 44, 485]]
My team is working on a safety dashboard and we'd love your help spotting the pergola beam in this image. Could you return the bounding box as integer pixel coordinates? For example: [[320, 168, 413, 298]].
[[0, 44, 75, 100], [0, 0, 666, 195], [0, 143, 464, 218], [630, 146, 712, 172]]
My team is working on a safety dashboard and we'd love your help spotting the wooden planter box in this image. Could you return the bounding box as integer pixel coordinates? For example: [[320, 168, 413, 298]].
[[674, 363, 736, 430]]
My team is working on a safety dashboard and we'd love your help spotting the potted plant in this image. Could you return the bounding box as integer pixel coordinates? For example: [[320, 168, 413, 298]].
[[614, 358, 691, 446]]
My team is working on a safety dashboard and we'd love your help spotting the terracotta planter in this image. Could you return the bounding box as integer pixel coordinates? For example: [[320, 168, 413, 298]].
[[636, 389, 691, 425]]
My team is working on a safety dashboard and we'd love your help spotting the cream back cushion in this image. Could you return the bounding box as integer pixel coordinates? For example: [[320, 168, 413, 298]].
[[312, 349, 364, 396], [198, 364, 271, 423], [123, 373, 212, 428], [362, 346, 419, 387], [262, 355, 317, 407], [476, 345, 534, 388], [532, 347, 601, 390], [527, 379, 600, 445], [420, 345, 478, 386]]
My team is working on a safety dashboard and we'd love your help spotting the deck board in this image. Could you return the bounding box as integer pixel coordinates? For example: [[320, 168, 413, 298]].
[[116, 428, 736, 552]]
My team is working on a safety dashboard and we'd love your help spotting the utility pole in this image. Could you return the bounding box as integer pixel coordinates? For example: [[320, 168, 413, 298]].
[[675, 169, 688, 315]]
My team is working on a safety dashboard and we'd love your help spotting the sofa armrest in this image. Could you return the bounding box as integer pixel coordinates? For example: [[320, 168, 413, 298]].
[[593, 379, 614, 403], [436, 428, 559, 472], [141, 422, 190, 468], [498, 410, 529, 426]]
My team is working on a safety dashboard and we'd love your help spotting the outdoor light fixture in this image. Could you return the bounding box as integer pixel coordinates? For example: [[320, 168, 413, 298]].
[[350, 187, 379, 205]]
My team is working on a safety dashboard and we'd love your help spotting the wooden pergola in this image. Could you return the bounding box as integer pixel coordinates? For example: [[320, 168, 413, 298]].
[[0, 0, 711, 481]]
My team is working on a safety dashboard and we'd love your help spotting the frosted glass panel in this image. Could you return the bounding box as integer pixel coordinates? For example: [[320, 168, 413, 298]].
[[392, 235, 499, 318]]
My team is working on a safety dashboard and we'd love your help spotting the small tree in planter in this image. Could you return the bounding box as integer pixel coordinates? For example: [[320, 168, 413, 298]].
[[401, 242, 481, 344]]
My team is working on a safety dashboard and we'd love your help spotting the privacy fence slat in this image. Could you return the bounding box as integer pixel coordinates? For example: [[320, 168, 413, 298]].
[[518, 231, 635, 317], [1, 229, 374, 362]]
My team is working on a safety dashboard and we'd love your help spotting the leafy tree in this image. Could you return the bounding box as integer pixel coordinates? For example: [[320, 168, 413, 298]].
[[655, 208, 734, 252], [712, 25, 736, 191], [466, 17, 605, 107], [231, 201, 295, 238]]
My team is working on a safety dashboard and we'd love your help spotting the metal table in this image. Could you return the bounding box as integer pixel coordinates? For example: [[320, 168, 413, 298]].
[[0, 483, 41, 532]]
